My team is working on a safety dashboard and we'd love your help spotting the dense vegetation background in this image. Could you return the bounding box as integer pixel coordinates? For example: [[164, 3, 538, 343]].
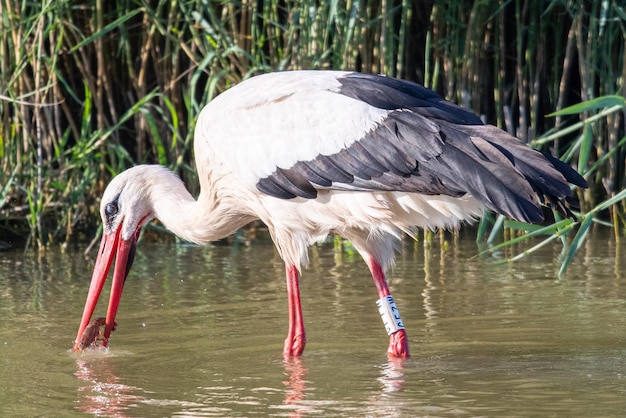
[[1, 0, 625, 256]]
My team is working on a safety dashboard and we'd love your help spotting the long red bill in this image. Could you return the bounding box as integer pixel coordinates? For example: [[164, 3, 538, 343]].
[[73, 226, 138, 351]]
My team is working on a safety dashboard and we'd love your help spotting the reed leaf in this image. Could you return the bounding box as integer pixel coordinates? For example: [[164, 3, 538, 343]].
[[547, 95, 626, 116], [478, 218, 575, 257], [68, 8, 144, 53], [558, 213, 593, 277]]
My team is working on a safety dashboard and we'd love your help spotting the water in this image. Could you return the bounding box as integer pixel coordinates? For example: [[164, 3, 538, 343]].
[[1, 229, 625, 416]]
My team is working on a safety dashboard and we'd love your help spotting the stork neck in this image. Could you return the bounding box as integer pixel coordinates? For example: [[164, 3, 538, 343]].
[[150, 177, 254, 245]]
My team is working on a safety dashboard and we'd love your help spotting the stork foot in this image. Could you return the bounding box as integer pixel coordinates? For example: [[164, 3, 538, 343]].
[[283, 332, 306, 357], [387, 329, 410, 358]]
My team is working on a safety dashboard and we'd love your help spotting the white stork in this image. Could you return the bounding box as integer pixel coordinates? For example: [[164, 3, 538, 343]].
[[73, 70, 587, 358]]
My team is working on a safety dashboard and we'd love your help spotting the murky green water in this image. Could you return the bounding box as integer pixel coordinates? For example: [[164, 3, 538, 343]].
[[1, 229, 625, 416]]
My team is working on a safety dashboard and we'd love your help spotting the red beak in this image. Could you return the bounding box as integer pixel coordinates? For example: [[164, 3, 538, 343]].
[[73, 225, 139, 351]]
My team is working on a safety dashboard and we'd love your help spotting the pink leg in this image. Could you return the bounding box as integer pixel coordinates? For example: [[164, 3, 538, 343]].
[[284, 265, 306, 356], [367, 258, 410, 358]]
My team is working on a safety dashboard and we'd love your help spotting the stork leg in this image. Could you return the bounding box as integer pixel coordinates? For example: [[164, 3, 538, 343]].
[[367, 258, 410, 358], [284, 265, 306, 356]]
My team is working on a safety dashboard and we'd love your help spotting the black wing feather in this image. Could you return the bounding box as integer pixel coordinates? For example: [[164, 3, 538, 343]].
[[338, 73, 484, 125], [256, 73, 587, 223]]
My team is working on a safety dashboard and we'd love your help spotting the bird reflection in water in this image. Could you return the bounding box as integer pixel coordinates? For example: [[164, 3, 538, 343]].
[[74, 357, 145, 417], [378, 358, 406, 394], [280, 355, 407, 417], [282, 356, 309, 417]]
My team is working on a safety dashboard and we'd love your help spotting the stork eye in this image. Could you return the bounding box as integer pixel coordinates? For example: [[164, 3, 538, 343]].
[[105, 202, 118, 219]]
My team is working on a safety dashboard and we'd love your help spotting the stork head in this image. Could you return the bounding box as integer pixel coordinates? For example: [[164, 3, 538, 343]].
[[73, 166, 159, 351], [100, 167, 157, 241]]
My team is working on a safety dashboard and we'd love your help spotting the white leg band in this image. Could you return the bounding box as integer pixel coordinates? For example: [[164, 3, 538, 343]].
[[376, 295, 405, 335]]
